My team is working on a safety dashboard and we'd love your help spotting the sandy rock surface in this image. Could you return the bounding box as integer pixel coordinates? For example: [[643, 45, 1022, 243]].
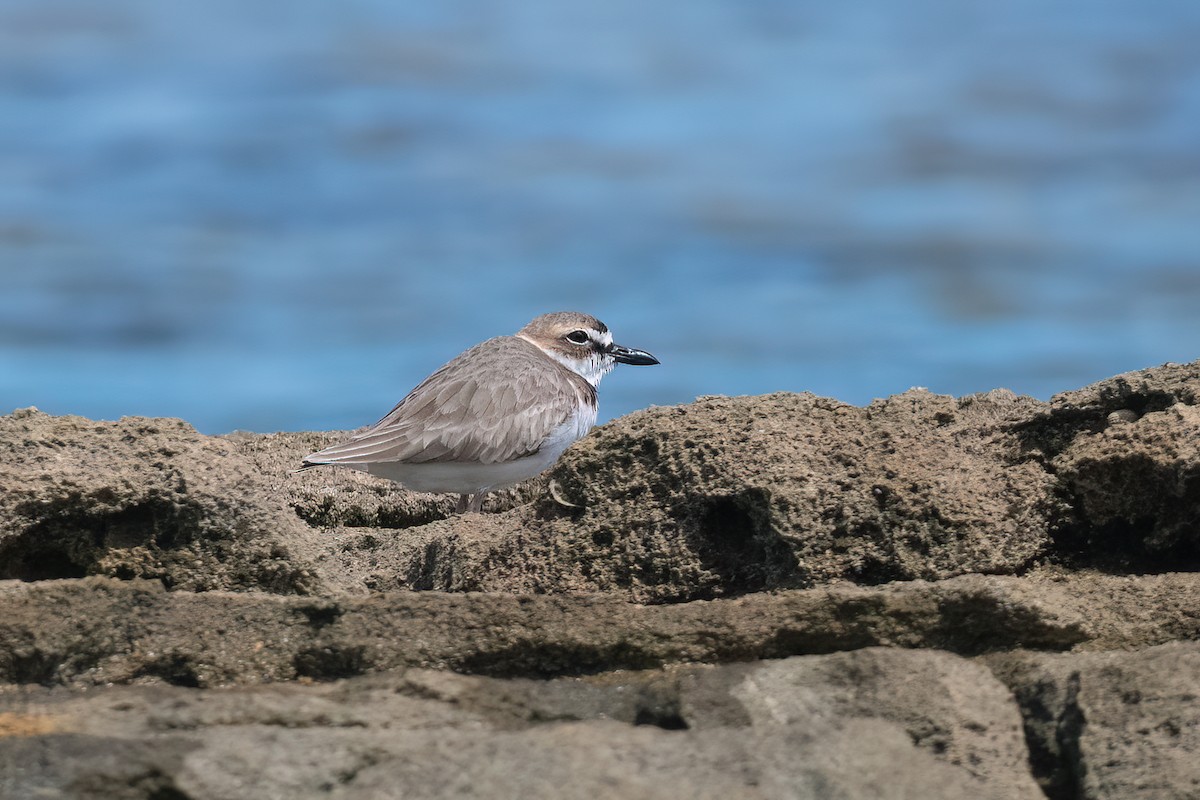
[[1, 359, 1198, 798]]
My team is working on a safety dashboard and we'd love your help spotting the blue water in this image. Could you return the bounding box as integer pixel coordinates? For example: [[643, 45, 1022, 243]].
[[2, 0, 1199, 434]]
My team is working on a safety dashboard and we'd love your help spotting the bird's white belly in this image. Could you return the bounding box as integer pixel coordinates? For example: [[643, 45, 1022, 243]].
[[364, 405, 596, 495]]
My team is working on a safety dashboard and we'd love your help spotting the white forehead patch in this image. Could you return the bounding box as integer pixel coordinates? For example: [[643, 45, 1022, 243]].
[[596, 329, 613, 347]]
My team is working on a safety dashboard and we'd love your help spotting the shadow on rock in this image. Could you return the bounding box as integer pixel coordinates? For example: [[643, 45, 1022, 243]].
[[1011, 361, 1200, 573]]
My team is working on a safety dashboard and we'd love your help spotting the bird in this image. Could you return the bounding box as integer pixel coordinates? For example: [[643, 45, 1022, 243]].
[[298, 311, 659, 513]]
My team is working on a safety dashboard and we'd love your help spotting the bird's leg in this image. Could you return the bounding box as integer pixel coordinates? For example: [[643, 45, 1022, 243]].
[[467, 492, 486, 513], [454, 494, 469, 514]]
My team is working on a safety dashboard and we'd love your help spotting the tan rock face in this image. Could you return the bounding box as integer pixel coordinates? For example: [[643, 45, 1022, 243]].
[[0, 410, 325, 592], [1015, 359, 1200, 569], [1057, 404, 1200, 551], [5, 361, 1196, 601], [279, 389, 1064, 602], [1, 359, 1198, 799], [542, 389, 1058, 596]]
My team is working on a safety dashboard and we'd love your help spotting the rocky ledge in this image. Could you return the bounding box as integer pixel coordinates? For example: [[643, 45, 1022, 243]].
[[1, 361, 1198, 799]]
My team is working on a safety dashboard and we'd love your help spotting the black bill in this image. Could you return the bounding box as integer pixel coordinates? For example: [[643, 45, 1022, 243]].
[[609, 343, 660, 366]]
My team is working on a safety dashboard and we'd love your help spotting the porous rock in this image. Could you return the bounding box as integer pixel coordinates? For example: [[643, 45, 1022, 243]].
[[316, 363, 1200, 600], [1017, 362, 1200, 568], [5, 362, 1197, 601], [544, 389, 1058, 594], [340, 390, 1060, 601], [0, 410, 324, 593]]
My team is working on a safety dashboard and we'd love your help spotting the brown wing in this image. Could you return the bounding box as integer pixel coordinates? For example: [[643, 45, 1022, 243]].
[[305, 336, 591, 466]]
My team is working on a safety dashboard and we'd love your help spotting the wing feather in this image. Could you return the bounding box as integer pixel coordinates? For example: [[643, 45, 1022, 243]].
[[305, 336, 591, 466]]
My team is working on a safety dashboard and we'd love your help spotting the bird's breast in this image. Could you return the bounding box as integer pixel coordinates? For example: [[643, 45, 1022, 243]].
[[539, 402, 597, 462]]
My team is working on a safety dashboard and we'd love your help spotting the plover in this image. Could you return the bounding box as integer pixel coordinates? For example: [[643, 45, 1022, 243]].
[[299, 311, 659, 513]]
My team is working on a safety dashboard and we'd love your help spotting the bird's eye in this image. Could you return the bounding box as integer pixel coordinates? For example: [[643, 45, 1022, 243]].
[[565, 330, 589, 345]]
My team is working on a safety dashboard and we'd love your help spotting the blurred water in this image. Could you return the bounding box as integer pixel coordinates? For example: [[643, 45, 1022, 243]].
[[1, 0, 1198, 433]]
